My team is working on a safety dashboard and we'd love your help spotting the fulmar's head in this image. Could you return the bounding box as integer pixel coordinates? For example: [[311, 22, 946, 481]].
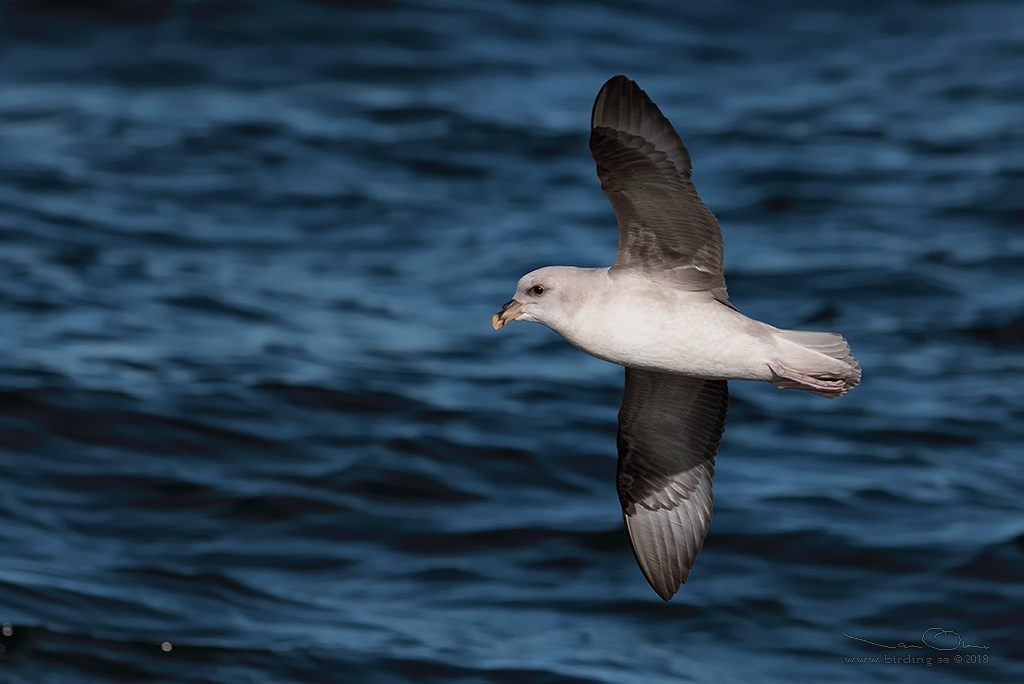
[[492, 266, 593, 332]]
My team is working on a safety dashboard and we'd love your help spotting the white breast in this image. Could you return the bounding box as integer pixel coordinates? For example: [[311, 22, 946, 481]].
[[561, 277, 776, 381]]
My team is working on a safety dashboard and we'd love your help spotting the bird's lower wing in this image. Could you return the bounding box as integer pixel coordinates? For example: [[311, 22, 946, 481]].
[[616, 369, 728, 600]]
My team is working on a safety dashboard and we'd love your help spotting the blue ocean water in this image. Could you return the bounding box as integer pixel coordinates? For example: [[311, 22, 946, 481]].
[[1, 1, 1022, 682]]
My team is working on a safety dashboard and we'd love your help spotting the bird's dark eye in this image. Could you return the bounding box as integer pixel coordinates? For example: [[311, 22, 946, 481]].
[[530, 285, 545, 296]]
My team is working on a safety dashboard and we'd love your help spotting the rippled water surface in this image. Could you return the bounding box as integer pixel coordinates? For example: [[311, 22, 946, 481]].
[[1, 1, 1023, 682]]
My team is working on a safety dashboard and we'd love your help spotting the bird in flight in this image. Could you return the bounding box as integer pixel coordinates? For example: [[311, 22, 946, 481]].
[[492, 75, 861, 601]]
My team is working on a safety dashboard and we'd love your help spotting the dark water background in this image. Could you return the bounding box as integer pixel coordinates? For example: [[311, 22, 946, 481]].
[[1, 1, 1022, 682]]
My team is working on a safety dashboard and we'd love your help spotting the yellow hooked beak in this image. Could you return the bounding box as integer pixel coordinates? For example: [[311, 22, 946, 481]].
[[491, 299, 527, 330]]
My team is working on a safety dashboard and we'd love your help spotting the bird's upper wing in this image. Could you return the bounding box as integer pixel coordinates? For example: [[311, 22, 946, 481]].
[[616, 368, 728, 600], [590, 75, 729, 303]]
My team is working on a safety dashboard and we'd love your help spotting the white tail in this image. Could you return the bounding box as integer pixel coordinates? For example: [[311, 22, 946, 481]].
[[769, 329, 861, 398]]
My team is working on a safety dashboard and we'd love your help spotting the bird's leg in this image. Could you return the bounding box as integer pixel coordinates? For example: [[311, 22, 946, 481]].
[[767, 362, 847, 398]]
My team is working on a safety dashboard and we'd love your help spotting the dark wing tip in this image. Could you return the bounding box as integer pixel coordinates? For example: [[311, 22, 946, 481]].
[[591, 75, 634, 129], [591, 75, 645, 132], [590, 74, 693, 177]]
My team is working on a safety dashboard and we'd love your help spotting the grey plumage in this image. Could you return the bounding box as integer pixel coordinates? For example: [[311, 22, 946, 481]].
[[492, 74, 860, 601], [594, 76, 732, 599], [617, 370, 728, 600], [591, 75, 730, 305]]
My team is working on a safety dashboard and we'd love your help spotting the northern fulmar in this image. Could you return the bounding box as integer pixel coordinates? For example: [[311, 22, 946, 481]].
[[491, 75, 861, 601]]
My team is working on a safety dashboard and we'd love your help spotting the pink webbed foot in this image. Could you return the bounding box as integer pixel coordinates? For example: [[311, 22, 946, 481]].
[[767, 362, 848, 399]]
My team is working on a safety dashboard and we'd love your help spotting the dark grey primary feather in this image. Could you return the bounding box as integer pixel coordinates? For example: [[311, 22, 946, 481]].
[[616, 368, 729, 600], [590, 75, 729, 303]]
